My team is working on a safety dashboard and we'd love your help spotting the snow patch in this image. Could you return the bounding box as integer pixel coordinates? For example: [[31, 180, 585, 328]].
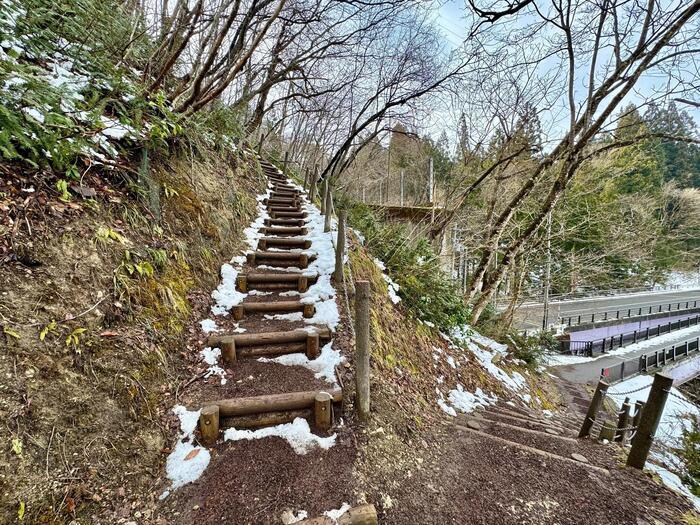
[[443, 385, 496, 414], [161, 406, 210, 498], [211, 263, 246, 316], [199, 347, 226, 385], [373, 257, 401, 303], [324, 503, 352, 521], [258, 342, 344, 385], [224, 417, 336, 454], [200, 318, 219, 333]]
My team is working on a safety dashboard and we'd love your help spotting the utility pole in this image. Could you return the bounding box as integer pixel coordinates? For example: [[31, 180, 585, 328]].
[[428, 157, 435, 223], [428, 157, 434, 203], [542, 210, 552, 330]]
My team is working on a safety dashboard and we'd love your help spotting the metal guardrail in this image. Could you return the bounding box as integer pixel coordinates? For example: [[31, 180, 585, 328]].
[[601, 337, 700, 384], [560, 313, 700, 356], [501, 284, 687, 305], [560, 300, 699, 327]]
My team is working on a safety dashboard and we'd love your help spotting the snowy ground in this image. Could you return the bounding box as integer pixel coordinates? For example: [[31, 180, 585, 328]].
[[431, 325, 534, 416]]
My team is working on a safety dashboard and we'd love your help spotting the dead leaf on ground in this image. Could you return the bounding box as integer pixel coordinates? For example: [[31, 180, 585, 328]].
[[184, 449, 200, 461]]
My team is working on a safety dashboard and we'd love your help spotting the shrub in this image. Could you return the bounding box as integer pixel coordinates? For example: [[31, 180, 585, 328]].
[[505, 330, 556, 369], [680, 415, 700, 496], [348, 203, 470, 332]]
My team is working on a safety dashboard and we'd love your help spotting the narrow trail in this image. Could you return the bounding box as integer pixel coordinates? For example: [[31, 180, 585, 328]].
[[155, 158, 697, 523], [160, 158, 357, 524]]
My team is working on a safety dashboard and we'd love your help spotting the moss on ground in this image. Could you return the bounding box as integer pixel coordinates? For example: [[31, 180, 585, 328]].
[[0, 147, 263, 523]]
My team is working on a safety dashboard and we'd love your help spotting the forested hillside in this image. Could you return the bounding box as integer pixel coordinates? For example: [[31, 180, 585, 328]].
[[345, 103, 700, 311]]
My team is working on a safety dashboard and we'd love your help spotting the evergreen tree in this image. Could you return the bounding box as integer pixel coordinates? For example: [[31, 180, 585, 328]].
[[644, 102, 700, 188]]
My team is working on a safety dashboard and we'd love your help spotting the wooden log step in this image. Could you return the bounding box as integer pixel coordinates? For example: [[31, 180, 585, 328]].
[[270, 210, 306, 219], [237, 272, 314, 292], [258, 237, 312, 250], [213, 388, 342, 417], [466, 416, 578, 442], [267, 199, 301, 206], [455, 423, 610, 475], [264, 197, 299, 205], [297, 505, 378, 525], [209, 327, 331, 347], [260, 226, 308, 236], [267, 204, 303, 213], [265, 217, 306, 227], [247, 251, 313, 268], [221, 409, 313, 429], [474, 411, 573, 435], [232, 300, 315, 320], [270, 192, 299, 200], [207, 329, 329, 362]]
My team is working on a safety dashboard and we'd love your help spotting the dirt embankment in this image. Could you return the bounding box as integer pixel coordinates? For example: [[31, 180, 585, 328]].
[[0, 150, 263, 523]]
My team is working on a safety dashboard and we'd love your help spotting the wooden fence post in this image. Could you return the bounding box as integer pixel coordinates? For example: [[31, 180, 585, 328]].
[[314, 392, 332, 431], [221, 341, 236, 366], [627, 373, 673, 469], [324, 188, 333, 233], [355, 281, 371, 421], [579, 380, 609, 438], [283, 151, 289, 174], [320, 179, 327, 214], [199, 405, 220, 446], [615, 397, 631, 442], [631, 400, 645, 443], [335, 210, 347, 282], [309, 164, 318, 201]]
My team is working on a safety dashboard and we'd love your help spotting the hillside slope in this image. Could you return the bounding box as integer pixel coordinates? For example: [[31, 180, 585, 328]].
[[0, 148, 263, 523]]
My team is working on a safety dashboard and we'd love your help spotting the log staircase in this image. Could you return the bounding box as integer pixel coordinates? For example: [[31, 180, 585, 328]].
[[198, 158, 342, 445], [455, 402, 612, 475]]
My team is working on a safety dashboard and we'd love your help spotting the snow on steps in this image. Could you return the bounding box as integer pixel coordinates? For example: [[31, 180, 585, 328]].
[[162, 157, 345, 498]]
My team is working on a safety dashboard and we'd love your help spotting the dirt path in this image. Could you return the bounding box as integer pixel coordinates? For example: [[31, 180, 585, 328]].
[[356, 398, 694, 524], [158, 159, 358, 524]]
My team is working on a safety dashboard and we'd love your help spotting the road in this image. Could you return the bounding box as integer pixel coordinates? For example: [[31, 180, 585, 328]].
[[550, 325, 700, 385], [513, 289, 700, 331]]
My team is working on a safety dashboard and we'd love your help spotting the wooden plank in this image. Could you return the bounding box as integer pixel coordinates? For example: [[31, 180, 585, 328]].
[[214, 389, 342, 417], [221, 409, 312, 429], [208, 328, 331, 348]]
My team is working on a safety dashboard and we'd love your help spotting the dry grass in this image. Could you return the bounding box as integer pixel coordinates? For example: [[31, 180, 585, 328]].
[[0, 149, 263, 523]]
